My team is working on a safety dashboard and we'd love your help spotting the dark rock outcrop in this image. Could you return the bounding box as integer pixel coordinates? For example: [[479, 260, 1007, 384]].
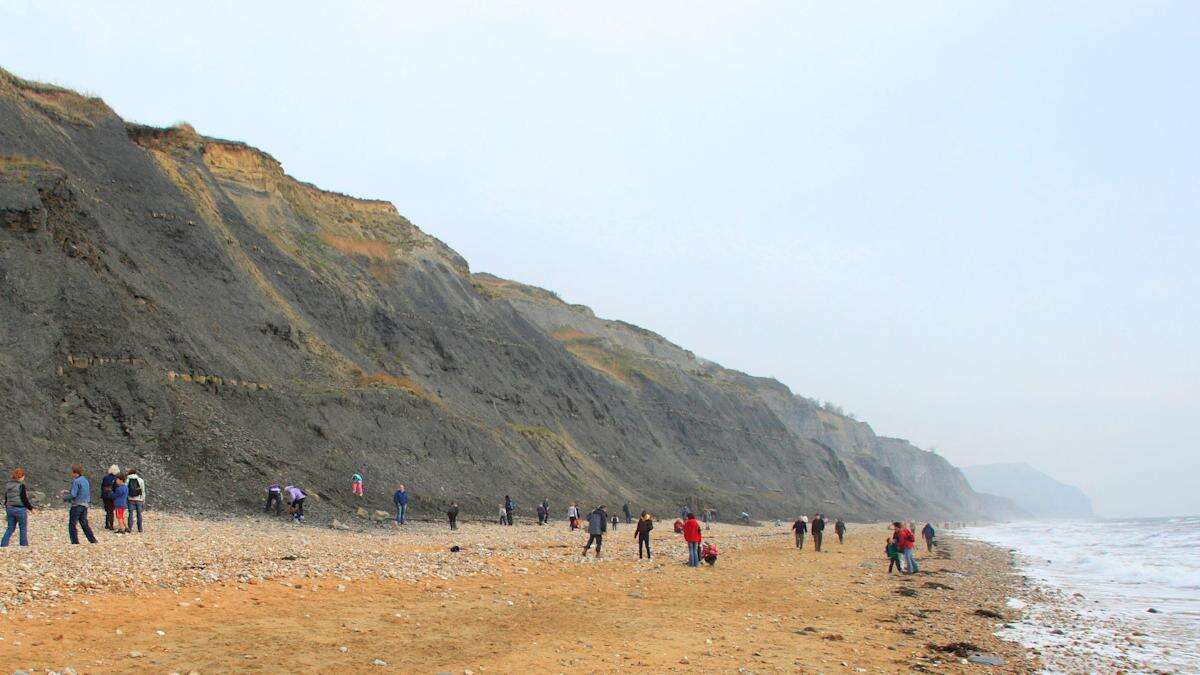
[[0, 67, 998, 520]]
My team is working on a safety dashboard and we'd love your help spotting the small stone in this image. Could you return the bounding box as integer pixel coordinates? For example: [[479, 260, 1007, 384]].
[[339, 646, 348, 653], [372, 659, 387, 666], [679, 657, 690, 664], [129, 651, 143, 658]]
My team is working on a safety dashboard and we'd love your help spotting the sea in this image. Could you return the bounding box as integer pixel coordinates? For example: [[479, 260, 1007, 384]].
[[959, 518, 1200, 673]]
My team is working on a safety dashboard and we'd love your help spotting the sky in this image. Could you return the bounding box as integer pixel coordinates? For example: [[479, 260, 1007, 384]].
[[3, 1, 1197, 517]]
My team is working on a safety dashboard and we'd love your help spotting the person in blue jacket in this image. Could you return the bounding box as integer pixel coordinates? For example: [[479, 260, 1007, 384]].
[[111, 474, 129, 534], [393, 484, 409, 525], [61, 464, 97, 544]]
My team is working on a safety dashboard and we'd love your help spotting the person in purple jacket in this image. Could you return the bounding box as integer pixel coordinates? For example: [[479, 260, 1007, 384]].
[[285, 485, 306, 522]]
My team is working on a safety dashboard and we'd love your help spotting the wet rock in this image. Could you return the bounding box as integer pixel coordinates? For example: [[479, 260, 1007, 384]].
[[967, 653, 1005, 666]]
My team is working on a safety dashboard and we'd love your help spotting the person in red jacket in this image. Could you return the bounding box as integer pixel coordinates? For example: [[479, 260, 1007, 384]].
[[701, 541, 719, 566], [682, 513, 703, 567], [894, 521, 918, 574]]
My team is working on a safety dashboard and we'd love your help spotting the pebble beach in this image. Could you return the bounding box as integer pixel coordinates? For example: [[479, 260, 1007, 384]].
[[1, 510, 1036, 673]]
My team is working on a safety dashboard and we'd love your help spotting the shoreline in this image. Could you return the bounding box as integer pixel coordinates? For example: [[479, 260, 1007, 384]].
[[1, 514, 1036, 672], [961, 520, 1200, 673]]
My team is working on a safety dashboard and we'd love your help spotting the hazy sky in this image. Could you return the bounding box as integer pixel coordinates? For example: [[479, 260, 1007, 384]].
[[4, 2, 1197, 517]]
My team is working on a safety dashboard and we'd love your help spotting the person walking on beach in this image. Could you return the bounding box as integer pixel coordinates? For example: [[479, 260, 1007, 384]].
[[811, 514, 826, 551], [635, 511, 654, 559], [791, 516, 808, 549], [894, 521, 918, 573], [111, 474, 129, 534], [285, 485, 306, 522], [447, 502, 459, 530], [125, 468, 145, 533], [582, 505, 608, 558], [3, 467, 35, 547], [568, 502, 580, 530], [622, 502, 632, 524], [504, 495, 515, 526], [536, 502, 548, 525], [921, 522, 935, 551], [265, 482, 283, 515], [101, 464, 118, 530], [393, 484, 409, 525], [683, 512, 703, 567], [834, 518, 846, 544], [498, 504, 507, 524], [62, 464, 97, 544], [351, 473, 364, 498]]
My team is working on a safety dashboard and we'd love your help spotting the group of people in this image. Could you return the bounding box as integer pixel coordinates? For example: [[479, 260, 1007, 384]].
[[2, 463, 149, 547], [580, 505, 719, 567], [790, 514, 847, 551], [883, 521, 935, 574], [264, 483, 306, 522]]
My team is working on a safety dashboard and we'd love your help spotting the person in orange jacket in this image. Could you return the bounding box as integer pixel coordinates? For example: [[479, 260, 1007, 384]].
[[682, 513, 703, 567]]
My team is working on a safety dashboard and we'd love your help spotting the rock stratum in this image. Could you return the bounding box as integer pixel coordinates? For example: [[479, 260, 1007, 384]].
[[0, 68, 999, 520]]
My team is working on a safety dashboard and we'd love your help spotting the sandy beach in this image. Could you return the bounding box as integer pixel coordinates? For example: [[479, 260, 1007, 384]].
[[0, 513, 1034, 673]]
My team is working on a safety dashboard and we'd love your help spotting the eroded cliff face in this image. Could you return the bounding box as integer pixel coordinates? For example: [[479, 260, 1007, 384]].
[[0, 68, 997, 520], [471, 274, 997, 519]]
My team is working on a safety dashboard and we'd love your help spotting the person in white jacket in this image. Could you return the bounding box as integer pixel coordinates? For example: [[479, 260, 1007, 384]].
[[124, 469, 146, 533]]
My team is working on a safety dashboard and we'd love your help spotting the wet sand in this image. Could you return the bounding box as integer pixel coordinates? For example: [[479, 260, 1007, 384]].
[[0, 517, 1034, 673]]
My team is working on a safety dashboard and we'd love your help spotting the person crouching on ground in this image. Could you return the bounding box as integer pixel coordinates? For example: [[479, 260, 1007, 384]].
[[3, 467, 35, 547], [683, 512, 703, 567], [111, 474, 129, 534], [265, 482, 283, 515], [582, 505, 608, 558], [635, 511, 654, 559], [701, 540, 719, 566], [285, 486, 306, 522]]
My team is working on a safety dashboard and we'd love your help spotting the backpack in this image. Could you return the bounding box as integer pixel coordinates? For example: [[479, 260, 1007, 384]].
[[128, 476, 143, 498]]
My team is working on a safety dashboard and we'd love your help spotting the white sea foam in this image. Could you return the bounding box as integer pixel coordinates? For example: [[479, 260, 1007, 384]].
[[959, 517, 1200, 673]]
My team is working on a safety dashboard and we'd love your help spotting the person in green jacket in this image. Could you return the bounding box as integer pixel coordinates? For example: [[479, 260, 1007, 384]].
[[885, 537, 900, 573]]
